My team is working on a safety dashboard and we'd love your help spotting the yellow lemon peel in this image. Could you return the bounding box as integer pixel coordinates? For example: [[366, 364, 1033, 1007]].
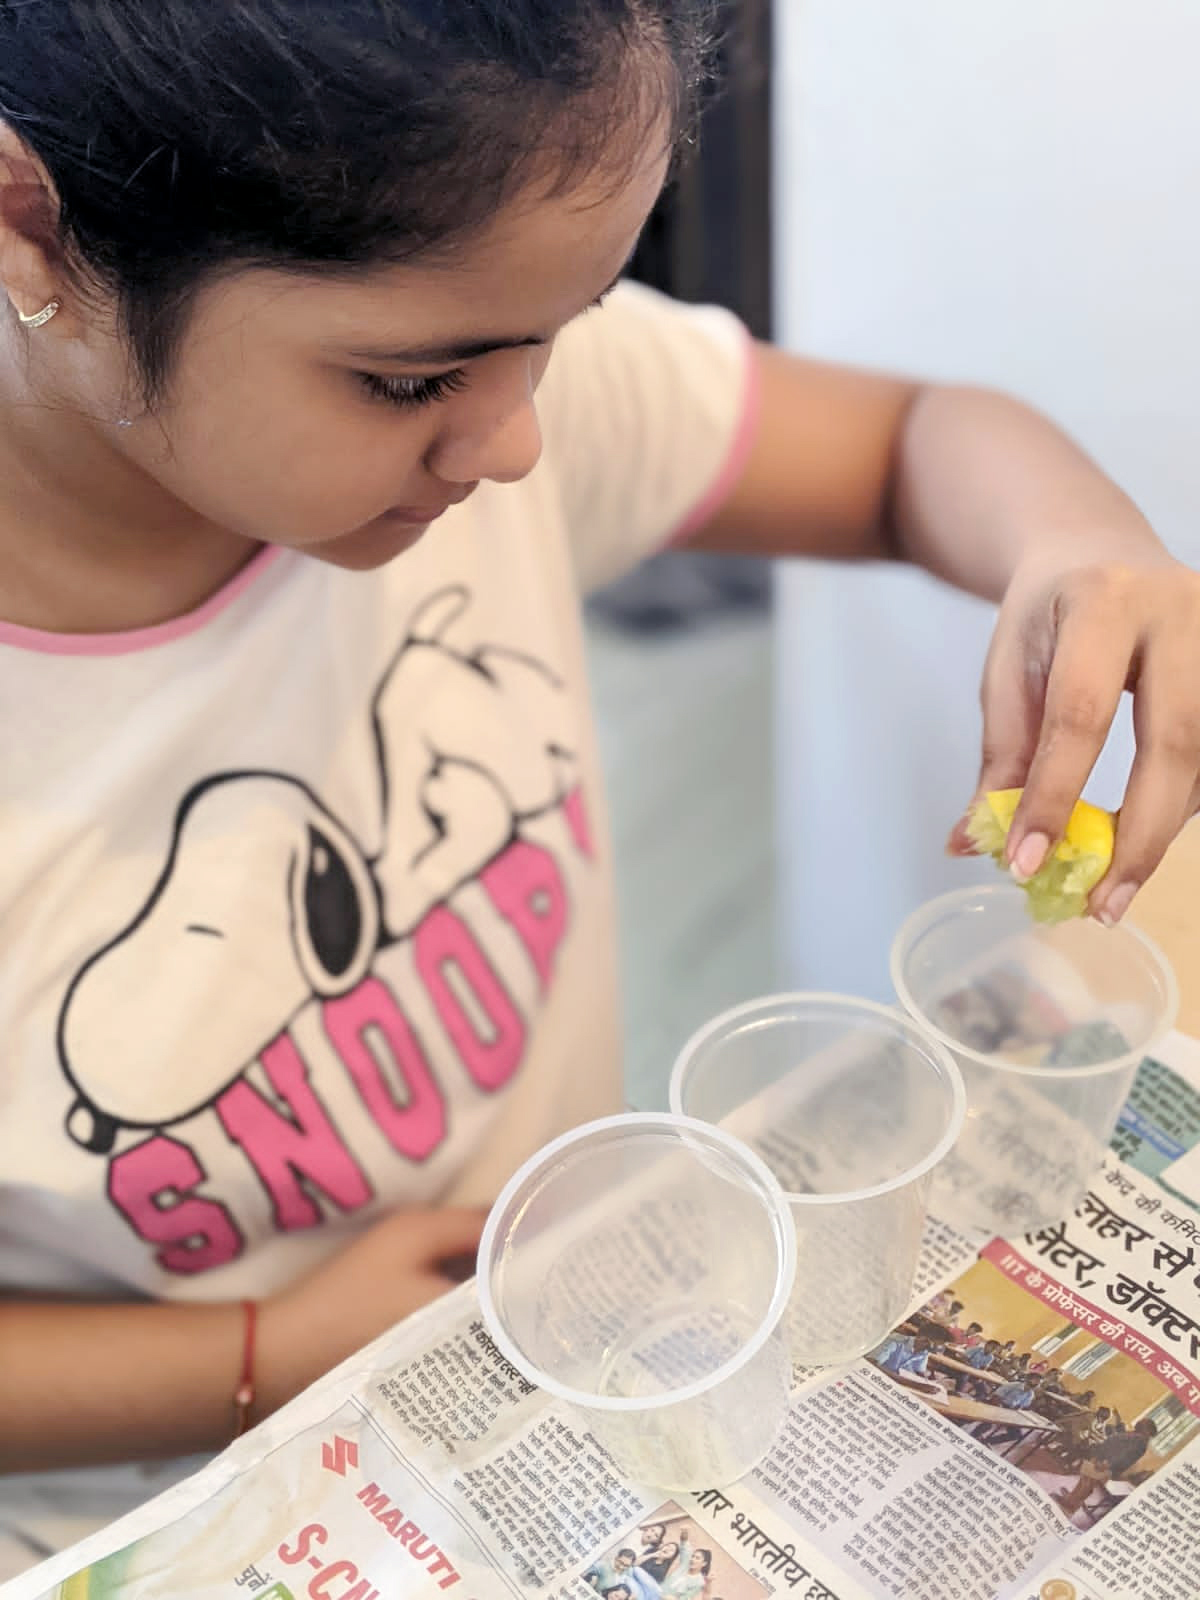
[[966, 787, 1115, 923]]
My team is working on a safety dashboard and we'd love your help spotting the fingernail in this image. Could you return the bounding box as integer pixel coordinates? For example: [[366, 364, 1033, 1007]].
[[1011, 832, 1050, 883], [1099, 882, 1137, 927]]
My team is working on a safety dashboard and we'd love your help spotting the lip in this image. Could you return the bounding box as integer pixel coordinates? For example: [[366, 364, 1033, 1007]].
[[381, 488, 476, 525]]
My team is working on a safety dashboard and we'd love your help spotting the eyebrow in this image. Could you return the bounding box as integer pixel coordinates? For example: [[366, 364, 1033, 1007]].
[[344, 329, 545, 365], [343, 270, 626, 367]]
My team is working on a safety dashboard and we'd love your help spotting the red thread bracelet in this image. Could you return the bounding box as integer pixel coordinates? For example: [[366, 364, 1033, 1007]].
[[233, 1299, 257, 1438]]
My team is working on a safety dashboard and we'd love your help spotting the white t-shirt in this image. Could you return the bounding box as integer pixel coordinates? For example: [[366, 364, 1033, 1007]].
[[0, 283, 756, 1571]]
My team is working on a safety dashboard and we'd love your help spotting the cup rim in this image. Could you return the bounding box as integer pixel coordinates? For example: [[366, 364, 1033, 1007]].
[[889, 883, 1180, 1079], [475, 1111, 798, 1413], [668, 992, 967, 1205]]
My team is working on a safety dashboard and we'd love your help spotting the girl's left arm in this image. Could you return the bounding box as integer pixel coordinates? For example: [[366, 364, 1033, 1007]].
[[690, 344, 1200, 921]]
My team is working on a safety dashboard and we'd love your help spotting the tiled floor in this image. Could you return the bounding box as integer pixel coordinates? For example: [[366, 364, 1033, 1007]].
[[585, 611, 777, 1113]]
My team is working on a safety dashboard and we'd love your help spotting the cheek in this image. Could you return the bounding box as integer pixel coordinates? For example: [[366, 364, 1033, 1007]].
[[143, 379, 434, 541]]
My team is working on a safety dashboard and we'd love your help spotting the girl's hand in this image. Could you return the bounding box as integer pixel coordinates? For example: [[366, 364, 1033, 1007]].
[[951, 548, 1200, 923], [256, 1206, 486, 1416]]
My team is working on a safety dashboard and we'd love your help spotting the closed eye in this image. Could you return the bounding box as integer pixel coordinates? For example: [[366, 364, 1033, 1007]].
[[353, 285, 616, 412], [357, 369, 470, 409]]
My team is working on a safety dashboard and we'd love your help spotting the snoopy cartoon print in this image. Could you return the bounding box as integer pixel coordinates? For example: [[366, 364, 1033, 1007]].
[[368, 586, 577, 934], [58, 586, 578, 1155]]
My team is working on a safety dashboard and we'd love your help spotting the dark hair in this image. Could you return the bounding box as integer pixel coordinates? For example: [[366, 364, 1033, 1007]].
[[617, 1550, 638, 1563], [0, 0, 715, 402], [603, 1588, 633, 1599], [949, 1301, 963, 1313], [693, 1550, 712, 1576], [967, 1321, 982, 1333]]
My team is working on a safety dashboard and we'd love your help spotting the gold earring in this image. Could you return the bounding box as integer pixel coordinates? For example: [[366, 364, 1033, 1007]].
[[17, 298, 61, 330]]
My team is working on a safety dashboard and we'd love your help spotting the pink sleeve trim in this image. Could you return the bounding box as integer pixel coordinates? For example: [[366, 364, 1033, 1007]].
[[665, 331, 763, 549], [0, 545, 284, 657]]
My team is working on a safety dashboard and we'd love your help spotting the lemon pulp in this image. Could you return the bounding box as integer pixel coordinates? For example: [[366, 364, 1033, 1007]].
[[966, 787, 1114, 923]]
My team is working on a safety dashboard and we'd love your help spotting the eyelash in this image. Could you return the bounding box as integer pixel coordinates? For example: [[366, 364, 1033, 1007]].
[[353, 288, 615, 412], [357, 369, 470, 409]]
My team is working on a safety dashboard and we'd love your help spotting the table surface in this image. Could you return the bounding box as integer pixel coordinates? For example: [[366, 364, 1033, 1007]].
[[926, 1352, 1007, 1384], [1037, 1390, 1089, 1413], [1132, 818, 1200, 1036], [927, 1356, 1091, 1417], [928, 1394, 1060, 1429], [892, 1371, 945, 1396]]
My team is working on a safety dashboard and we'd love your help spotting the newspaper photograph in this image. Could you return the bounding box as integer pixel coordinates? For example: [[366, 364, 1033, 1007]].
[[868, 1252, 1200, 1522], [583, 1503, 770, 1600]]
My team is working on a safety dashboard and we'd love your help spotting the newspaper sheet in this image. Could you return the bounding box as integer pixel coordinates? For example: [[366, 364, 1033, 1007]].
[[7, 1033, 1200, 1600]]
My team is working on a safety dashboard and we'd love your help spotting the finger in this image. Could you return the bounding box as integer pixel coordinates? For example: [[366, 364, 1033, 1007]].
[[434, 1250, 479, 1285], [1091, 767, 1195, 925], [404, 1269, 473, 1316], [1091, 647, 1200, 922], [947, 629, 1044, 855], [376, 1204, 488, 1269], [1007, 613, 1134, 879], [417, 1205, 489, 1268]]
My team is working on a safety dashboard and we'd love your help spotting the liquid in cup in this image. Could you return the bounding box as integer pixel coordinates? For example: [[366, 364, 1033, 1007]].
[[891, 885, 1178, 1235], [477, 1113, 796, 1490], [670, 995, 965, 1367]]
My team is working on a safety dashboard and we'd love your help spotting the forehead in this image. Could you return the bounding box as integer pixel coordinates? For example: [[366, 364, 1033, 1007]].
[[379, 149, 665, 322], [200, 137, 669, 352]]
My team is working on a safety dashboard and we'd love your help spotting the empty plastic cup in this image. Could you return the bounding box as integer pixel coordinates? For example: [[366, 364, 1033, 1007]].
[[477, 1113, 796, 1489], [891, 885, 1178, 1236], [669, 995, 965, 1367]]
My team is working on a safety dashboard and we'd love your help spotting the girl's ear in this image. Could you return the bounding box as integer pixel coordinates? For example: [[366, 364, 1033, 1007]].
[[0, 122, 68, 330]]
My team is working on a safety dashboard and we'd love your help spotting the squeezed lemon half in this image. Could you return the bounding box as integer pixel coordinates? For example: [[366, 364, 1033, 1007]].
[[966, 787, 1115, 923]]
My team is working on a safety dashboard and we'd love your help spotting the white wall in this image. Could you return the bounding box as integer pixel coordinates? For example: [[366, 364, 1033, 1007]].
[[773, 0, 1200, 998]]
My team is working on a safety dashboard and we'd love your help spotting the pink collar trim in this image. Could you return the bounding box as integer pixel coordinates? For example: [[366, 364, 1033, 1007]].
[[0, 545, 285, 658]]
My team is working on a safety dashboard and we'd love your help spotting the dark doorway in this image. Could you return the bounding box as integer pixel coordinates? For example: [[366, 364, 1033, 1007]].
[[593, 0, 772, 630], [630, 0, 772, 339]]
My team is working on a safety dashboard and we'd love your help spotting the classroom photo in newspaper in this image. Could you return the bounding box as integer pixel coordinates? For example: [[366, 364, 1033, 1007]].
[[868, 1264, 1200, 1528]]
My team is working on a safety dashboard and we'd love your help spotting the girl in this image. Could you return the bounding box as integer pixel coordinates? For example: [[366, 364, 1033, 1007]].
[[662, 1548, 713, 1600], [641, 1540, 682, 1585], [1, 0, 1199, 1577]]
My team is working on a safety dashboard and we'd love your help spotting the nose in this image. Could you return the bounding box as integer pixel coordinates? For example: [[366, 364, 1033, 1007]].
[[427, 356, 544, 486]]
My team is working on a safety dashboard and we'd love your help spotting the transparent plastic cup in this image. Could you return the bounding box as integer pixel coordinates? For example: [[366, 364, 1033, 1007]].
[[477, 1113, 796, 1490], [891, 885, 1178, 1236], [669, 995, 965, 1366]]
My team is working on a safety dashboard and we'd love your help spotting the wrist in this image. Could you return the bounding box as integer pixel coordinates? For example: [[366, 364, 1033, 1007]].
[[232, 1299, 258, 1438], [251, 1289, 339, 1423], [249, 1293, 292, 1424], [1006, 518, 1172, 594]]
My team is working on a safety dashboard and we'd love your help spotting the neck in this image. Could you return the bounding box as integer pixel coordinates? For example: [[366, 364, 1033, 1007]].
[[0, 351, 258, 634]]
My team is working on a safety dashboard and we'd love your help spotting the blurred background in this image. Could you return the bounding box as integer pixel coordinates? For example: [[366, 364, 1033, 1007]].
[[598, 0, 1200, 1112]]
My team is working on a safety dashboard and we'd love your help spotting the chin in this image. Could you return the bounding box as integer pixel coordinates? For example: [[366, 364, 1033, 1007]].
[[300, 516, 432, 571]]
